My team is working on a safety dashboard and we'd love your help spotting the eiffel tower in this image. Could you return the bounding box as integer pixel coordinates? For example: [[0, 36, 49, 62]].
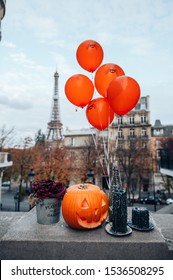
[[47, 71, 63, 141]]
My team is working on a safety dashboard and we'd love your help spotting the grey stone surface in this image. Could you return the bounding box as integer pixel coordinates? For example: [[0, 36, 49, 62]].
[[0, 207, 172, 260], [156, 203, 173, 214], [0, 212, 25, 239], [153, 213, 173, 252]]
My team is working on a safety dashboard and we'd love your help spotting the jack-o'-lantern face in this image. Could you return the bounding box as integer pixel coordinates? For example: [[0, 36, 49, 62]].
[[62, 183, 109, 229]]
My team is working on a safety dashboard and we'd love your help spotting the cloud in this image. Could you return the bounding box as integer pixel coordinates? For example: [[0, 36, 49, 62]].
[[9, 52, 35, 66], [1, 41, 16, 48], [8, 52, 47, 73], [0, 95, 33, 110], [26, 14, 59, 40], [119, 35, 155, 56], [0, 69, 51, 114]]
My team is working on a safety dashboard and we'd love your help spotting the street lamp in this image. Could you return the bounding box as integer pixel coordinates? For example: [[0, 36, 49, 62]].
[[28, 169, 35, 210], [14, 191, 20, 212], [87, 169, 95, 184], [152, 157, 157, 212], [28, 169, 35, 193], [0, 0, 6, 41]]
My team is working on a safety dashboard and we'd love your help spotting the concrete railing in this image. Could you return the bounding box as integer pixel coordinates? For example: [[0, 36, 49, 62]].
[[0, 208, 173, 260], [0, 152, 13, 168]]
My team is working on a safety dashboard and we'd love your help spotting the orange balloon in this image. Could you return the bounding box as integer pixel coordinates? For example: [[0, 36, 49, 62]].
[[94, 63, 125, 97], [76, 40, 104, 72], [65, 74, 94, 108], [107, 76, 140, 116], [86, 98, 114, 130]]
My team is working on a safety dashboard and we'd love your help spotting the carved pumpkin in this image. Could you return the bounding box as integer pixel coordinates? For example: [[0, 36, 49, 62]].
[[62, 183, 109, 229]]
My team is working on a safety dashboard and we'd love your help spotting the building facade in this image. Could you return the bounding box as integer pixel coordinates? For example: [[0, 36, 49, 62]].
[[63, 128, 97, 185], [48, 93, 172, 195]]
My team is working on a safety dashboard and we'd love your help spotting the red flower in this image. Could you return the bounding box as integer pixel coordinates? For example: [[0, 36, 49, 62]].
[[31, 180, 66, 200]]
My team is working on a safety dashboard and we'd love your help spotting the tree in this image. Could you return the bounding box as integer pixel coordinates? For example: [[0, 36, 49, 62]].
[[6, 137, 35, 186], [32, 142, 71, 184], [115, 137, 151, 199], [0, 125, 14, 150]]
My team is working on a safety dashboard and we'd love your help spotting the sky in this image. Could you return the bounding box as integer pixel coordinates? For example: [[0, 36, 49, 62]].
[[0, 0, 173, 143]]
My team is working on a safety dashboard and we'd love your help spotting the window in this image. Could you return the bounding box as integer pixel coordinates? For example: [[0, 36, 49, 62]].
[[154, 129, 163, 136], [118, 143, 123, 150], [141, 115, 146, 124], [141, 127, 147, 137], [118, 128, 123, 138], [130, 128, 135, 137], [71, 137, 75, 146], [118, 116, 123, 124], [156, 149, 161, 158], [129, 116, 135, 124]]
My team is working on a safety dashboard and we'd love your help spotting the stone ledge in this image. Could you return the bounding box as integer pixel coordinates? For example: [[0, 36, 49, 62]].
[[0, 208, 173, 260], [0, 212, 25, 239], [153, 213, 173, 252]]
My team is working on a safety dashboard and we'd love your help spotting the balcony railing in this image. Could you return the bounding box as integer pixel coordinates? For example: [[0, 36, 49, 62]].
[[111, 121, 150, 127]]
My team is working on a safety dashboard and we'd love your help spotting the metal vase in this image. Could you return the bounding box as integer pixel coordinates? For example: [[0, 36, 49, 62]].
[[36, 198, 61, 225]]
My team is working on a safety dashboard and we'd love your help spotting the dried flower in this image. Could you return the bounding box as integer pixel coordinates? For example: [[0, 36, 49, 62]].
[[28, 180, 66, 206]]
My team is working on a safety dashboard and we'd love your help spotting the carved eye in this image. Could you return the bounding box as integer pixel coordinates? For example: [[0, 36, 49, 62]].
[[81, 198, 89, 208], [62, 184, 109, 229]]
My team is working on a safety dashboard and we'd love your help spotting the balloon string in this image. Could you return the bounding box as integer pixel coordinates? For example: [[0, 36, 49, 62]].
[[102, 130, 111, 189], [115, 122, 120, 152], [107, 107, 112, 187], [113, 121, 123, 187], [111, 121, 120, 164], [101, 106, 114, 189], [87, 124, 110, 189], [91, 131, 109, 184], [81, 107, 106, 181], [90, 101, 114, 189], [93, 99, 112, 188], [82, 106, 118, 190]]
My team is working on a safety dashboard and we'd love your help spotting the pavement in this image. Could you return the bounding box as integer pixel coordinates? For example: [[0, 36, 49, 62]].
[[0, 185, 30, 212]]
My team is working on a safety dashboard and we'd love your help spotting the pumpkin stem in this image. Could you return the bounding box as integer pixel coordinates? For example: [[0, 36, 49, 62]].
[[79, 184, 88, 189]]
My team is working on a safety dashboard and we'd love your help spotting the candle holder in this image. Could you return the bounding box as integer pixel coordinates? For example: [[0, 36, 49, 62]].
[[105, 163, 132, 236], [128, 206, 154, 231]]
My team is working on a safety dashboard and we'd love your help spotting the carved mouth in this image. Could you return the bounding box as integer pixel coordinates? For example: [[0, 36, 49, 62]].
[[76, 213, 102, 229]]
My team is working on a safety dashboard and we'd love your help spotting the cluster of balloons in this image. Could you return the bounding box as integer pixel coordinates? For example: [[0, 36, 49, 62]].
[[64, 40, 141, 130]]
